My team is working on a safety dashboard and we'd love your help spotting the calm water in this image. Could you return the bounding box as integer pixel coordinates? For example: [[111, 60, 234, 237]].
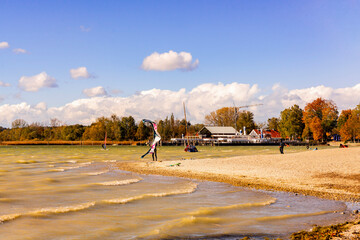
[[0, 145, 353, 239]]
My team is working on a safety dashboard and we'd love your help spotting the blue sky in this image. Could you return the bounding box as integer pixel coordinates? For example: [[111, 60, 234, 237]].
[[0, 1, 360, 127]]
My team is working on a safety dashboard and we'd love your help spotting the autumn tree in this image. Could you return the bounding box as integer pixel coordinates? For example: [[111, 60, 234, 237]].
[[337, 109, 352, 130], [339, 104, 360, 142], [302, 98, 338, 141], [205, 107, 237, 127], [279, 104, 304, 139]]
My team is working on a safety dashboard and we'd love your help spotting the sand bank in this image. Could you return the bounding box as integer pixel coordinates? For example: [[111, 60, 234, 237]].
[[118, 147, 360, 202]]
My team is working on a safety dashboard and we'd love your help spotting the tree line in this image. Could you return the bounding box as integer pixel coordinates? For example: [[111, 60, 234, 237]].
[[204, 98, 360, 142], [0, 114, 204, 142], [1, 98, 359, 143]]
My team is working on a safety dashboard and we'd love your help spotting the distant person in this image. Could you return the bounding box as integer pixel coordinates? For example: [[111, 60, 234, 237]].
[[279, 140, 288, 154]]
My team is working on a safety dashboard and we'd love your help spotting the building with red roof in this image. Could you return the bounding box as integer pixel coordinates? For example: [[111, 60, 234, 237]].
[[249, 129, 281, 140]]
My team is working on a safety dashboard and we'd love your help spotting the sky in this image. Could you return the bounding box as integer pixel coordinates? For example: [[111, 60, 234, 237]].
[[1, 0, 360, 128]]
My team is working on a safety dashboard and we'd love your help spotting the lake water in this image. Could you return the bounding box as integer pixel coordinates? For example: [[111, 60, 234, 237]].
[[0, 145, 354, 239]]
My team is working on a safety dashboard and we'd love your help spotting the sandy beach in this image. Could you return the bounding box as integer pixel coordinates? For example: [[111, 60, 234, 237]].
[[118, 147, 360, 202], [118, 146, 360, 239]]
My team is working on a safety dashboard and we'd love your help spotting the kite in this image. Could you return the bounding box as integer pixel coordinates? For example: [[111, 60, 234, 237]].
[[141, 119, 161, 159]]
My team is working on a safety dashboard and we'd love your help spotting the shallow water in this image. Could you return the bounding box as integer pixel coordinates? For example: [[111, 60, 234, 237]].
[[0, 145, 352, 239]]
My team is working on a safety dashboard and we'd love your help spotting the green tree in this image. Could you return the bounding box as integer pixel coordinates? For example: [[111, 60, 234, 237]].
[[120, 116, 137, 140], [267, 117, 280, 131], [135, 121, 150, 140], [236, 111, 256, 134], [279, 104, 304, 139]]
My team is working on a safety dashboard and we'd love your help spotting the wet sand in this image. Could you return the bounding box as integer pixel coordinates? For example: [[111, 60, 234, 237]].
[[117, 146, 360, 238]]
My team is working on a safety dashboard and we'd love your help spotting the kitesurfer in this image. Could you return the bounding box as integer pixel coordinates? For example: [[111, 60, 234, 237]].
[[141, 119, 161, 161]]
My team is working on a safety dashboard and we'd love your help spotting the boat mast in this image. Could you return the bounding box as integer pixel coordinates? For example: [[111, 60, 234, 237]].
[[183, 102, 190, 147]]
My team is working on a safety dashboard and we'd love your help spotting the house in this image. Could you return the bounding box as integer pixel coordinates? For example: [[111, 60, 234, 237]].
[[249, 129, 281, 140], [198, 126, 239, 139]]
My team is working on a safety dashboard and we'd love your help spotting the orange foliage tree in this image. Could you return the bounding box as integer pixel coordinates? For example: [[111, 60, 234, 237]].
[[205, 107, 237, 127], [339, 104, 360, 142], [302, 98, 338, 141]]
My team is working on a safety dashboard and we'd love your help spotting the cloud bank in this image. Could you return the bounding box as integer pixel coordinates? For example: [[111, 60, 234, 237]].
[[141, 50, 199, 71], [70, 67, 92, 79], [18, 72, 58, 92], [0, 82, 359, 128]]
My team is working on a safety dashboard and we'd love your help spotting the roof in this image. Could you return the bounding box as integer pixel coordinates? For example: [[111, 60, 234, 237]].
[[200, 126, 238, 135], [252, 129, 281, 138]]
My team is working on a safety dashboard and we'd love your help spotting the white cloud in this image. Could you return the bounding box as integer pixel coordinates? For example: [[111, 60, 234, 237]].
[[0, 82, 359, 128], [13, 48, 27, 54], [18, 72, 58, 92], [70, 67, 92, 79], [0, 41, 9, 49], [82, 86, 108, 97], [0, 81, 11, 87], [141, 50, 199, 71]]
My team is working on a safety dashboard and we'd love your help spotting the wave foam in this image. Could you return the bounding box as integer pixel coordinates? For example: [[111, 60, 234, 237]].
[[103, 182, 198, 204], [189, 198, 277, 216], [28, 202, 96, 216], [0, 213, 21, 223], [84, 170, 109, 176], [97, 178, 141, 186]]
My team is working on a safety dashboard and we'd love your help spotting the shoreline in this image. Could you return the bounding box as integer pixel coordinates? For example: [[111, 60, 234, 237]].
[[117, 147, 360, 239]]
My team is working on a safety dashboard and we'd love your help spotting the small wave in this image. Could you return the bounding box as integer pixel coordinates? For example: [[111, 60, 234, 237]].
[[0, 202, 96, 224], [66, 160, 77, 164], [188, 198, 277, 216], [0, 213, 21, 223], [97, 178, 141, 186], [28, 202, 96, 216], [255, 210, 333, 222], [103, 160, 117, 163], [103, 182, 198, 204], [84, 170, 109, 176], [142, 216, 223, 238]]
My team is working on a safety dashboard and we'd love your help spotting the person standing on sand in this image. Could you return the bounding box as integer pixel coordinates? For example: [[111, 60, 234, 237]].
[[279, 139, 285, 154]]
